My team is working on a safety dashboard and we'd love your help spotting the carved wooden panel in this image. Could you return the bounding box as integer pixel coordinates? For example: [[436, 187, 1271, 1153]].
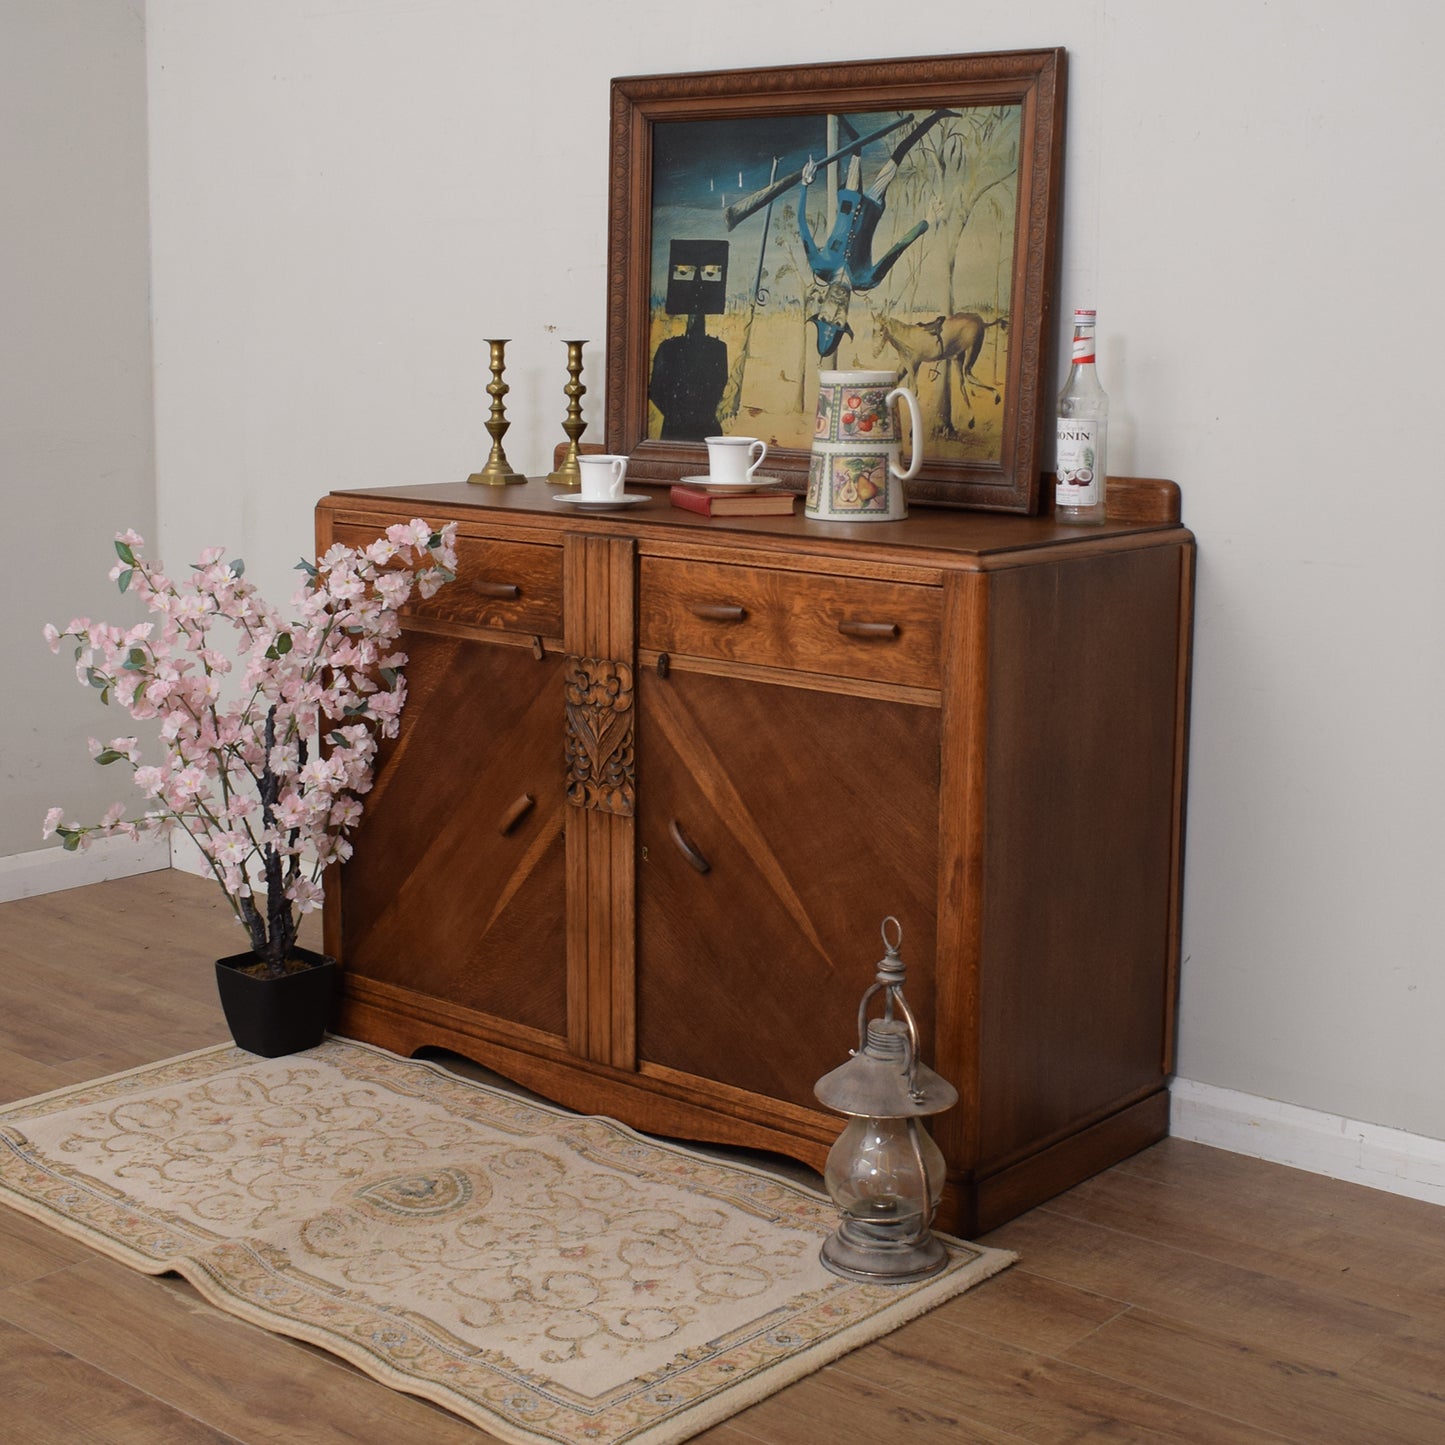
[[564, 655, 635, 817]]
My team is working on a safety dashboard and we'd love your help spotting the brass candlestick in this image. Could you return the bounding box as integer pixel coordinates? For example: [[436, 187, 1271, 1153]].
[[547, 339, 589, 486], [466, 338, 526, 485]]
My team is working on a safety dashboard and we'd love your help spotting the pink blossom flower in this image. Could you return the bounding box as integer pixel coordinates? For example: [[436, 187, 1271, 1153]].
[[213, 833, 249, 868], [171, 764, 208, 798], [43, 522, 456, 971], [133, 765, 165, 796], [285, 876, 324, 913], [273, 792, 309, 830], [329, 796, 363, 829]]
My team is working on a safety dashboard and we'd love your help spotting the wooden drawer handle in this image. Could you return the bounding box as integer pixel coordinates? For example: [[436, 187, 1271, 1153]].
[[690, 602, 747, 623], [838, 620, 900, 640], [497, 793, 536, 835], [471, 580, 521, 600], [669, 819, 711, 874]]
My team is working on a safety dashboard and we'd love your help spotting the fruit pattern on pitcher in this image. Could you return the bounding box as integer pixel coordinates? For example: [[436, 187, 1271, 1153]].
[[807, 451, 892, 512], [815, 386, 899, 443]]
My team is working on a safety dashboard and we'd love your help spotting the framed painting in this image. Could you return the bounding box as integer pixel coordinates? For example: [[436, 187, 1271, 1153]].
[[604, 50, 1066, 513]]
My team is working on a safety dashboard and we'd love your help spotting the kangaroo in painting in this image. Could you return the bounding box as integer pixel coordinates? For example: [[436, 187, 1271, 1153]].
[[876, 309, 1007, 432]]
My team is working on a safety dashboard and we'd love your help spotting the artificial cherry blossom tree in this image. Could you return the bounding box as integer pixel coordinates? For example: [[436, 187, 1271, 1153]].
[[44, 521, 457, 976]]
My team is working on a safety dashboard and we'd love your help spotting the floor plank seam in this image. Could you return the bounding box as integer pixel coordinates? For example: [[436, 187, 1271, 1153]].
[[937, 1309, 1319, 1445], [1032, 1195, 1330, 1276], [819, 1353, 1038, 1441], [1007, 1261, 1135, 1312], [1029, 1199, 1434, 1347], [1054, 1297, 1138, 1353], [857, 1318, 1309, 1445], [2, 1304, 253, 1445]]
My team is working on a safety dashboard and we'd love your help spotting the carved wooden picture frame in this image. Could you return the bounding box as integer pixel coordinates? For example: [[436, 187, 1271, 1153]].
[[605, 50, 1066, 513]]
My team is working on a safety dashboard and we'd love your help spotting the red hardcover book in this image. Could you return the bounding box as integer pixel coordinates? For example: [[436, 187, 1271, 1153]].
[[669, 486, 797, 517]]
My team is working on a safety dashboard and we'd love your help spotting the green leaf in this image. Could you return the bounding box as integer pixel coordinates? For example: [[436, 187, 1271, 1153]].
[[428, 530, 443, 548], [342, 701, 371, 716], [231, 558, 245, 577], [114, 539, 137, 565], [379, 667, 399, 687], [274, 631, 292, 655], [86, 667, 108, 689], [116, 567, 134, 593], [326, 731, 348, 746], [61, 832, 82, 852], [95, 749, 123, 765], [295, 558, 318, 577]]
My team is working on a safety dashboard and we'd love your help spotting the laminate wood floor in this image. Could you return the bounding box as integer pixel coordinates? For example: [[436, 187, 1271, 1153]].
[[1, 871, 1441, 1443]]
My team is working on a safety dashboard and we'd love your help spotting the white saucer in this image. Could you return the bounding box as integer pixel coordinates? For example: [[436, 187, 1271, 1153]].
[[679, 474, 783, 495], [552, 492, 652, 511]]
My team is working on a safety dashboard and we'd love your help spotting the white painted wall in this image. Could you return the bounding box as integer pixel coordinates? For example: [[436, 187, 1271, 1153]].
[[1, 0, 155, 861], [11, 1, 1445, 1151]]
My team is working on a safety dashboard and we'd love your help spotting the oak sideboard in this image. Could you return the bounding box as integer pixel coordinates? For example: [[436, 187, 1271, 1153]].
[[318, 477, 1194, 1235]]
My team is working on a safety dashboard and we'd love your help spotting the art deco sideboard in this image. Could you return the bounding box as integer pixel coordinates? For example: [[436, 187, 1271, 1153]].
[[317, 477, 1194, 1235]]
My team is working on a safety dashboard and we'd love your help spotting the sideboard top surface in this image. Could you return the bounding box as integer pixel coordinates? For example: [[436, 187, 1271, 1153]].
[[320, 478, 1189, 572]]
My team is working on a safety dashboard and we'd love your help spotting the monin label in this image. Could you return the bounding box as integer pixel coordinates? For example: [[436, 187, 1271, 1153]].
[[1056, 419, 1102, 505]]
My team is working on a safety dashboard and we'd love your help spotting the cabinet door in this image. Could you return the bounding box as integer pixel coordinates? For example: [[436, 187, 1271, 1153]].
[[636, 665, 940, 1112], [339, 629, 568, 1038]]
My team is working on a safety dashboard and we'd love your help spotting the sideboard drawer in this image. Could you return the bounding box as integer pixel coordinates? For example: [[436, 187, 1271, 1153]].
[[331, 524, 563, 636], [638, 557, 940, 688]]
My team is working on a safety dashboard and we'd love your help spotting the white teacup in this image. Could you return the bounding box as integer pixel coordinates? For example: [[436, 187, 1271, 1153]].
[[705, 436, 767, 487], [577, 453, 628, 502]]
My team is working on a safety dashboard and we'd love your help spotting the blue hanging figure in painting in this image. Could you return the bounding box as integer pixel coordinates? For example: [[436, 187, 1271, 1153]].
[[648, 239, 731, 441], [799, 109, 956, 362]]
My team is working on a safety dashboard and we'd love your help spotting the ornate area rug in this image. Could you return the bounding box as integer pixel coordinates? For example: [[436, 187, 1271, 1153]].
[[0, 1039, 1013, 1444]]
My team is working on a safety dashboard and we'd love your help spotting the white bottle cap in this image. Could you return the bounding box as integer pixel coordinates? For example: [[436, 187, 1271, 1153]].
[[1073, 308, 1097, 323]]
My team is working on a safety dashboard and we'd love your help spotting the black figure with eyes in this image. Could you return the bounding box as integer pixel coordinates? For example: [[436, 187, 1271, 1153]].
[[648, 239, 730, 441]]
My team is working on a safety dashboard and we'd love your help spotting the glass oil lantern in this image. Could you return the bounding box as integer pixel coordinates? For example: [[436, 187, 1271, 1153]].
[[813, 917, 958, 1283]]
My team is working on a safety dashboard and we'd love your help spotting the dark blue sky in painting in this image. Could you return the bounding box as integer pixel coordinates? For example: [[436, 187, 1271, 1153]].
[[649, 110, 920, 305], [650, 111, 912, 209], [652, 115, 828, 208]]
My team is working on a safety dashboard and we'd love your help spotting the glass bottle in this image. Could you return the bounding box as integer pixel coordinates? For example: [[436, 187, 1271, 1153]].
[[1055, 308, 1108, 525]]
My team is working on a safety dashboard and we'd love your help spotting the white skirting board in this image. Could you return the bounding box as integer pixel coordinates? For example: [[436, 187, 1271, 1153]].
[[0, 833, 172, 904], [1170, 1076, 1445, 1208], [168, 845, 212, 880]]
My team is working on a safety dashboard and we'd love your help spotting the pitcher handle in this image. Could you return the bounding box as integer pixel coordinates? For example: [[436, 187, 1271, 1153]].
[[886, 386, 923, 482]]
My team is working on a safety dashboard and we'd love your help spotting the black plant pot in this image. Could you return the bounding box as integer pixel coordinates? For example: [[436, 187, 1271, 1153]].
[[214, 947, 338, 1058]]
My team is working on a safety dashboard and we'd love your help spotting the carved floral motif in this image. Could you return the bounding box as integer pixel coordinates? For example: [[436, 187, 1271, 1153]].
[[564, 656, 635, 816]]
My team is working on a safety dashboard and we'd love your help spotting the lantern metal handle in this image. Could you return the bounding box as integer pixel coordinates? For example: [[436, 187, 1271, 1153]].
[[853, 916, 926, 1101]]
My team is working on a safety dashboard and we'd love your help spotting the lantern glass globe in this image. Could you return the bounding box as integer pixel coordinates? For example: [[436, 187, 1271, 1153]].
[[823, 1115, 946, 1231]]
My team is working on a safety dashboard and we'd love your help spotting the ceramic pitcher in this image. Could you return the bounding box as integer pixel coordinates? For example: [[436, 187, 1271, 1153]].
[[805, 370, 922, 522]]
